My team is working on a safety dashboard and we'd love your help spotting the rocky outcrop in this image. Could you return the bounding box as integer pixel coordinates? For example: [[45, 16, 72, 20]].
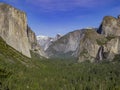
[[76, 29, 106, 62], [54, 34, 62, 41], [0, 3, 31, 57], [1, 2, 120, 62], [38, 15, 120, 62], [45, 28, 107, 61], [96, 15, 120, 61], [103, 37, 120, 61], [27, 26, 37, 50], [76, 15, 120, 62], [0, 3, 46, 58], [45, 30, 83, 58], [27, 26, 46, 57], [77, 15, 120, 62], [98, 16, 120, 36]]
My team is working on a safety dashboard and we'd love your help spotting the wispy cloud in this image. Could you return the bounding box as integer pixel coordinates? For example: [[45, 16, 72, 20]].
[[26, 0, 115, 12]]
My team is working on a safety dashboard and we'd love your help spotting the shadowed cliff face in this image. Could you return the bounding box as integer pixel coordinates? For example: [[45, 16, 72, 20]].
[[0, 3, 31, 57], [27, 26, 47, 57], [27, 26, 37, 50]]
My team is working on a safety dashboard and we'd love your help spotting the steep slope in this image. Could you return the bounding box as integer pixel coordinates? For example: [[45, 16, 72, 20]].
[[27, 26, 46, 57], [0, 36, 33, 67], [77, 16, 120, 62], [45, 30, 83, 58], [76, 29, 106, 62], [0, 35, 45, 89], [97, 16, 120, 61], [0, 3, 45, 58], [0, 3, 31, 57], [45, 18, 120, 62], [98, 16, 120, 36]]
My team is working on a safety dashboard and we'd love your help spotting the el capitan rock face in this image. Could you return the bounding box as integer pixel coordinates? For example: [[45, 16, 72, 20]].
[[0, 3, 46, 58], [0, 3, 31, 57]]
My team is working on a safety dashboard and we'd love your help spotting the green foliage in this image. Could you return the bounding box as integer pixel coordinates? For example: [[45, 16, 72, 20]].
[[0, 37, 120, 90], [96, 38, 108, 45], [113, 54, 120, 62], [106, 35, 116, 41]]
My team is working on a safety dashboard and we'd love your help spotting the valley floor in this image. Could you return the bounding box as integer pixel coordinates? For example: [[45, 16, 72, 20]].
[[0, 37, 120, 90], [1, 58, 120, 90]]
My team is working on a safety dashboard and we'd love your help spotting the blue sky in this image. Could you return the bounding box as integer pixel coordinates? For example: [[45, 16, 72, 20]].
[[0, 0, 120, 36]]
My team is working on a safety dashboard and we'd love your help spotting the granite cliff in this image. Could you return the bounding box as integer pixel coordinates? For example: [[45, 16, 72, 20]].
[[96, 16, 120, 61], [76, 29, 106, 62], [45, 15, 120, 62], [45, 30, 83, 58], [0, 3, 45, 58], [1, 3, 120, 62], [45, 28, 106, 61], [77, 15, 120, 62], [27, 26, 46, 57], [0, 3, 31, 57]]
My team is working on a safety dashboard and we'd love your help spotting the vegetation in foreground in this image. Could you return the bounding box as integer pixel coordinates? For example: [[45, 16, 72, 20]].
[[0, 37, 120, 90]]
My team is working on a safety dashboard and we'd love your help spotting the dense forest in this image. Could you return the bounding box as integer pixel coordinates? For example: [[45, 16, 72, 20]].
[[1, 59, 120, 90], [0, 37, 120, 90]]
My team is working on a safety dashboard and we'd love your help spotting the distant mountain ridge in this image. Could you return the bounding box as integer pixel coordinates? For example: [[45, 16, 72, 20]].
[[40, 16, 120, 62], [37, 34, 62, 51]]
